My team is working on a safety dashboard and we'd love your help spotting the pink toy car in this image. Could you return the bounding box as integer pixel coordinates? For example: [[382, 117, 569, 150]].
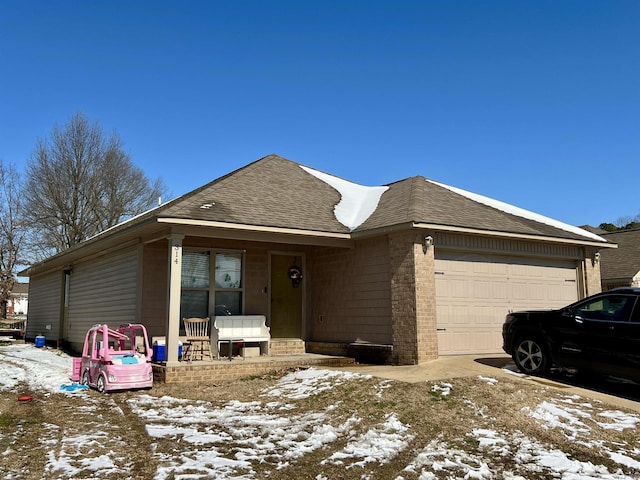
[[79, 323, 153, 393]]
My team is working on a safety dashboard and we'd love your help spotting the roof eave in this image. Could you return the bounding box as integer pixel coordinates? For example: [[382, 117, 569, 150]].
[[18, 217, 163, 277], [157, 218, 354, 247], [410, 223, 617, 248]]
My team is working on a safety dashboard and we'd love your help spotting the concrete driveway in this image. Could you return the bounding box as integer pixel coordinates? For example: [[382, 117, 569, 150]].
[[331, 354, 640, 414]]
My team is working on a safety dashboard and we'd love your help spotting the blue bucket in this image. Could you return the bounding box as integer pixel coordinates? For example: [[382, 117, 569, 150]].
[[35, 335, 45, 348], [152, 340, 183, 362]]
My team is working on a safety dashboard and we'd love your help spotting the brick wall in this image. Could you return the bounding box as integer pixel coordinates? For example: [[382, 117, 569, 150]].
[[388, 231, 438, 365], [583, 247, 603, 296], [153, 355, 355, 384], [269, 339, 306, 355]]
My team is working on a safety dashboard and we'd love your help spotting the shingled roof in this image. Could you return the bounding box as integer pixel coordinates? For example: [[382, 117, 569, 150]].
[[598, 229, 640, 281], [20, 154, 610, 278], [160, 154, 348, 233], [157, 154, 605, 244]]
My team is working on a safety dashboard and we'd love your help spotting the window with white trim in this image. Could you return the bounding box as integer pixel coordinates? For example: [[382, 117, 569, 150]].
[[180, 250, 244, 319]]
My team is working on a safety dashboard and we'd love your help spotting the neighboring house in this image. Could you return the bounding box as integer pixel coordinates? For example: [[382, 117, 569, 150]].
[[21, 154, 612, 365], [591, 228, 640, 291], [7, 282, 28, 316]]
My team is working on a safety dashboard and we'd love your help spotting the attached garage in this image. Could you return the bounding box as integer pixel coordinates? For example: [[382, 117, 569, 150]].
[[435, 251, 579, 355]]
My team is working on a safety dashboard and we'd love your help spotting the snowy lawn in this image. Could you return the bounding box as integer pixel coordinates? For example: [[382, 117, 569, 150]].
[[1, 343, 640, 479]]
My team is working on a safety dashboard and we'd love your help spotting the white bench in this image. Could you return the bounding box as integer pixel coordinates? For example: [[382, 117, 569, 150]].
[[212, 315, 270, 359]]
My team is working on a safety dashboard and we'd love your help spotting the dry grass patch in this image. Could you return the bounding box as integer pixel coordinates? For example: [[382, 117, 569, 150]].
[[1, 367, 639, 479]]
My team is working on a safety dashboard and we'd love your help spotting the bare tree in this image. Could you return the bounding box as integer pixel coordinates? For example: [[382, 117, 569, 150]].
[[614, 215, 633, 228], [24, 112, 168, 258], [0, 161, 27, 317]]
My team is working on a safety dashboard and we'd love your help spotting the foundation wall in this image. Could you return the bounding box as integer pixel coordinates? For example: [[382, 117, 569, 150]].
[[153, 355, 355, 384]]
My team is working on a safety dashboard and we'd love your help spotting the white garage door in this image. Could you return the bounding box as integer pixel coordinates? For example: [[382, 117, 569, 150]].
[[435, 252, 579, 355]]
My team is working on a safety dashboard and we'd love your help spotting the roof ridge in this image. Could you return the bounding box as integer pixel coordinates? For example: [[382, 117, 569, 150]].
[[406, 175, 427, 222], [602, 227, 640, 235], [156, 154, 284, 213]]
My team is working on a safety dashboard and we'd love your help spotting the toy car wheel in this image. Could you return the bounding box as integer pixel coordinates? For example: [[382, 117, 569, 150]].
[[96, 375, 106, 394], [81, 370, 89, 386], [514, 336, 550, 375]]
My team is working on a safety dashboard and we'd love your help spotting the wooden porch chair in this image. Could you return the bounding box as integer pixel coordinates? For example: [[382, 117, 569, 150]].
[[182, 317, 213, 361]]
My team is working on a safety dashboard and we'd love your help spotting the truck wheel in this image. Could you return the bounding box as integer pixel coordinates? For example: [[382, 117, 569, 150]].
[[96, 375, 106, 393], [514, 337, 550, 375], [81, 370, 90, 386]]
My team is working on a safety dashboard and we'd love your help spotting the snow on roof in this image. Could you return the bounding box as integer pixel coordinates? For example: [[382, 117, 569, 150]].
[[300, 165, 389, 231], [426, 179, 607, 242]]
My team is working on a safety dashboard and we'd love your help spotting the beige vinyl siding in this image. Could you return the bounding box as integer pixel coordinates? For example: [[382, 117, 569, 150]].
[[25, 272, 62, 341], [140, 242, 168, 338], [66, 246, 139, 344], [308, 237, 392, 344]]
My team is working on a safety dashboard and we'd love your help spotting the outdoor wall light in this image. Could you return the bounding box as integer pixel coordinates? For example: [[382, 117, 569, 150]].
[[422, 235, 434, 253], [593, 252, 601, 265]]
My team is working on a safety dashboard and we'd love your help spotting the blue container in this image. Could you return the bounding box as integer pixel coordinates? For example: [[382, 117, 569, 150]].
[[152, 340, 182, 362], [152, 342, 165, 362], [35, 335, 45, 348]]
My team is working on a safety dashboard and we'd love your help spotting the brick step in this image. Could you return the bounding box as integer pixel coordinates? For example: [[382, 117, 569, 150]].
[[269, 338, 306, 356]]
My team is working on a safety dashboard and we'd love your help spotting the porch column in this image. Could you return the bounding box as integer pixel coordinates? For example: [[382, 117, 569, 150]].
[[166, 234, 185, 366]]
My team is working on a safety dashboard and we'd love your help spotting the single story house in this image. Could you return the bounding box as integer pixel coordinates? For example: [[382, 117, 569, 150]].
[[22, 154, 612, 367]]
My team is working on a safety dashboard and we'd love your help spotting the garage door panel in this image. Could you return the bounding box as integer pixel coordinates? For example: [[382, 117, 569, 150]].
[[436, 253, 578, 355], [438, 330, 503, 355], [550, 279, 578, 302], [438, 275, 509, 301], [511, 281, 544, 301], [449, 278, 471, 298], [438, 303, 506, 327], [475, 279, 508, 300]]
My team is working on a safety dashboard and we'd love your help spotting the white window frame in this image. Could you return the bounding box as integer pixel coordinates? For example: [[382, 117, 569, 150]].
[[181, 248, 245, 318]]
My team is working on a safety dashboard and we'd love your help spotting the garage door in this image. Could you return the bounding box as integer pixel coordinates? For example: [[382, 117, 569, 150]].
[[435, 252, 579, 355]]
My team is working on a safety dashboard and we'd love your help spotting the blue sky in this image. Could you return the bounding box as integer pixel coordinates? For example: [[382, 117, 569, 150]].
[[1, 0, 638, 228]]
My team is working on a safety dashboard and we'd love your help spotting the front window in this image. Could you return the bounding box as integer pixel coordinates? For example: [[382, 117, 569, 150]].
[[214, 252, 243, 315], [180, 250, 244, 319]]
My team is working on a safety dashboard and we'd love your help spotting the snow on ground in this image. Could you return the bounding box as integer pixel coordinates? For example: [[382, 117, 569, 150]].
[[2, 344, 640, 479], [261, 366, 369, 400], [0, 343, 76, 394]]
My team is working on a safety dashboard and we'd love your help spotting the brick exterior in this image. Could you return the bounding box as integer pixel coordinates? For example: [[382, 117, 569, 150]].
[[269, 339, 306, 355], [389, 231, 438, 365], [152, 355, 355, 384], [583, 247, 603, 296]]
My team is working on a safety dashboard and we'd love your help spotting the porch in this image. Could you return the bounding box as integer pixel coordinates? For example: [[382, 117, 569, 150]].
[[151, 338, 356, 384], [152, 352, 356, 384]]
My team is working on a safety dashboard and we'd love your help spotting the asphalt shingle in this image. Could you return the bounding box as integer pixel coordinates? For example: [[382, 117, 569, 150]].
[[156, 154, 603, 243], [598, 229, 640, 280]]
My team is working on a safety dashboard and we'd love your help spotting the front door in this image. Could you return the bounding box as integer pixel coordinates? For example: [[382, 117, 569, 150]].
[[270, 253, 303, 338]]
